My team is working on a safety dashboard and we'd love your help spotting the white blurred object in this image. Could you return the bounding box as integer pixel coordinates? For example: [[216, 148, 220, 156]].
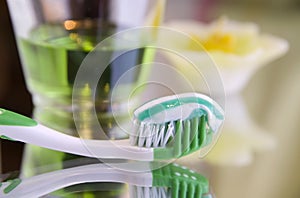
[[164, 17, 289, 94]]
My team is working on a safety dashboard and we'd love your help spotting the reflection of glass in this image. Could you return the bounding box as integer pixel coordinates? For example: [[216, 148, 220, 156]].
[[0, 162, 212, 198]]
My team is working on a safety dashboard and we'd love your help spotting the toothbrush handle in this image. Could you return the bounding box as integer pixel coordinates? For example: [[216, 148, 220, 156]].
[[0, 109, 154, 161], [0, 122, 91, 155], [0, 124, 154, 160], [0, 108, 95, 157], [0, 164, 152, 197]]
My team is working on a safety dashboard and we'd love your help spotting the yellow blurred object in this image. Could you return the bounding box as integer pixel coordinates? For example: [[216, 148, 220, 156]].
[[204, 32, 236, 53], [187, 17, 261, 55], [190, 31, 237, 53]]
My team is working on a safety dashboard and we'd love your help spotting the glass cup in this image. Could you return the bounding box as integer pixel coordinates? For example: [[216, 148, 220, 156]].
[[7, 0, 165, 137], [7, 0, 166, 196]]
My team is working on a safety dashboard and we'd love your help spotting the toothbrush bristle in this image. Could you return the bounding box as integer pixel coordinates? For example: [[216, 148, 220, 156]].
[[130, 163, 209, 198], [130, 185, 204, 198], [130, 120, 176, 148], [130, 186, 171, 198], [130, 115, 208, 157]]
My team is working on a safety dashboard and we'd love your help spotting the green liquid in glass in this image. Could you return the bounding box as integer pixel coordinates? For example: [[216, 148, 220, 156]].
[[18, 21, 153, 138]]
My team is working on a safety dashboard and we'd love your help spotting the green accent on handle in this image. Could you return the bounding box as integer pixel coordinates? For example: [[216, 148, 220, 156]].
[[0, 135, 16, 141], [0, 109, 37, 127], [3, 179, 22, 194]]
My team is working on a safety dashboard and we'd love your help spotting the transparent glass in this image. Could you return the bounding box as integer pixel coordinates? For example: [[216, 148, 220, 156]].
[[7, 0, 165, 138], [7, 1, 166, 197]]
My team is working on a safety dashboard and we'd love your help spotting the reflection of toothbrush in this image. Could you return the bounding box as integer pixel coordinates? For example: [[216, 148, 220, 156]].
[[0, 163, 211, 198], [0, 93, 224, 161]]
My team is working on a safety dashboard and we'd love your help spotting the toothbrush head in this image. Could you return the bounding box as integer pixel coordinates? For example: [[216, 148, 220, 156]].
[[131, 92, 224, 160], [130, 163, 211, 198]]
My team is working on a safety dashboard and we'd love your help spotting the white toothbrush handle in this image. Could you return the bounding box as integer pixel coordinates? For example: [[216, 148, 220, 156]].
[[0, 108, 153, 160], [0, 124, 154, 161], [0, 123, 89, 154], [0, 164, 152, 198]]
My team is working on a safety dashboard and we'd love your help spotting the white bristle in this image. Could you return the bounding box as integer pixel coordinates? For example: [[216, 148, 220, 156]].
[[131, 121, 177, 148], [152, 125, 160, 147], [130, 186, 171, 198], [157, 124, 166, 146], [163, 122, 175, 146]]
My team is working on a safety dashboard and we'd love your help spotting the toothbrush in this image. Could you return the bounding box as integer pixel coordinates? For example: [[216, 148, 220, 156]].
[[0, 163, 211, 198], [0, 92, 224, 161]]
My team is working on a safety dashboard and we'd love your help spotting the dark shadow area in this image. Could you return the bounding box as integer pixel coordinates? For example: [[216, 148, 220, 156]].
[[0, 0, 33, 173]]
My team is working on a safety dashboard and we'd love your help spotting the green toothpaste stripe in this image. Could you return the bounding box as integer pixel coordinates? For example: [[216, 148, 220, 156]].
[[137, 96, 223, 121]]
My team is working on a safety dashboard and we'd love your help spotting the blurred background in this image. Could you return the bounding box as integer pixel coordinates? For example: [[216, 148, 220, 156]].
[[1, 0, 300, 197]]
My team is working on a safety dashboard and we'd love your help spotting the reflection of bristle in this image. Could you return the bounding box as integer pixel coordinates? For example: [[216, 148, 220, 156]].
[[130, 115, 207, 155], [130, 184, 204, 198], [129, 163, 209, 198], [130, 186, 171, 198]]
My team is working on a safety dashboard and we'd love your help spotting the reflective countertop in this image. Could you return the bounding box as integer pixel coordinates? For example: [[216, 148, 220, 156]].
[[1, 2, 300, 198]]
